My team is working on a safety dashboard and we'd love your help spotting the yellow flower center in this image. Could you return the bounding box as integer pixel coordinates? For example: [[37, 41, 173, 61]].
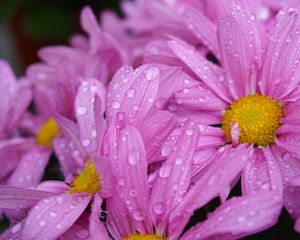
[[221, 94, 283, 146], [69, 161, 100, 194], [122, 233, 165, 240], [36, 118, 60, 147]]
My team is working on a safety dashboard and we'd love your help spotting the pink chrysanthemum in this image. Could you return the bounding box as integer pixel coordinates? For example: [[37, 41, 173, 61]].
[[158, 0, 300, 230]]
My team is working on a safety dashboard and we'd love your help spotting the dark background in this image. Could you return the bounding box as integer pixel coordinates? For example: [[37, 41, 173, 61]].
[[0, 0, 299, 239]]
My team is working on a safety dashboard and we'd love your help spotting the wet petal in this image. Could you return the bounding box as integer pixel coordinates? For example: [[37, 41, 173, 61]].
[[217, 0, 262, 98], [116, 126, 152, 233], [242, 147, 282, 195], [181, 192, 282, 240], [8, 146, 51, 188], [22, 193, 91, 240], [0, 186, 54, 209], [168, 145, 250, 239], [150, 120, 199, 233]]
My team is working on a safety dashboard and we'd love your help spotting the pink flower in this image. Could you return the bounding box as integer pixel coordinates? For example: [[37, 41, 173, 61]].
[[0, 159, 110, 240], [160, 0, 300, 229], [104, 120, 281, 240]]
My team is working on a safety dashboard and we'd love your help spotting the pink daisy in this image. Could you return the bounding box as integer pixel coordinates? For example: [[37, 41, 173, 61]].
[[104, 119, 281, 240], [158, 0, 300, 229]]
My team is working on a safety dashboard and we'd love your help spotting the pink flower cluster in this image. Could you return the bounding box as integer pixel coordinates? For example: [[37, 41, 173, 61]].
[[1, 0, 300, 239]]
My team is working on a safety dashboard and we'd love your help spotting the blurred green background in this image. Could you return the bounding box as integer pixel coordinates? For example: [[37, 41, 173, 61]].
[[0, 0, 120, 74]]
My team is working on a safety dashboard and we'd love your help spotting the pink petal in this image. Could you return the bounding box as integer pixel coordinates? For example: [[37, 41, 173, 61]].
[[183, 6, 220, 59], [36, 181, 69, 194], [168, 145, 250, 239], [139, 110, 178, 163], [80, 6, 101, 35], [0, 186, 54, 209], [242, 147, 282, 195], [217, 0, 262, 98], [116, 126, 152, 234], [55, 115, 87, 165], [260, 8, 300, 99], [0, 138, 33, 181], [168, 38, 231, 102], [22, 193, 91, 240], [107, 64, 159, 126], [53, 137, 81, 178], [75, 79, 106, 155], [106, 193, 135, 239], [150, 120, 199, 233], [59, 212, 90, 240], [38, 46, 87, 73], [174, 81, 227, 111], [8, 146, 51, 188], [181, 192, 282, 240], [89, 194, 109, 240]]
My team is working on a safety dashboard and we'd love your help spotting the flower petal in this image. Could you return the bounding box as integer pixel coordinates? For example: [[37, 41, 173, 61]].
[[116, 126, 152, 234], [150, 120, 199, 233], [183, 6, 220, 58], [107, 64, 159, 126], [168, 145, 250, 239], [139, 110, 178, 163], [260, 8, 300, 99], [22, 193, 91, 240], [7, 146, 51, 188], [75, 79, 106, 155], [217, 0, 262, 98], [168, 38, 230, 102], [242, 147, 282, 195], [0, 186, 54, 209], [181, 192, 282, 240]]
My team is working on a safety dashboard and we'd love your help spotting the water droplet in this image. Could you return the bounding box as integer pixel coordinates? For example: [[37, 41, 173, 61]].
[[185, 128, 194, 136], [146, 67, 160, 81], [56, 224, 62, 229], [118, 178, 125, 186], [175, 157, 183, 165], [11, 223, 21, 233], [76, 230, 89, 238], [129, 189, 138, 197], [159, 164, 172, 178], [152, 202, 165, 215], [82, 139, 90, 146], [128, 150, 140, 165], [122, 78, 129, 83], [161, 146, 172, 157], [77, 106, 87, 115], [132, 209, 145, 221], [49, 211, 57, 218], [111, 100, 121, 109], [39, 220, 46, 227], [148, 97, 154, 103], [127, 89, 135, 98], [238, 216, 246, 222]]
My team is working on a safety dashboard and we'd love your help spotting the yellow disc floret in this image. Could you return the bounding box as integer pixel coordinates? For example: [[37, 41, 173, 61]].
[[222, 94, 283, 146], [36, 118, 60, 147], [122, 233, 165, 240], [69, 161, 100, 194]]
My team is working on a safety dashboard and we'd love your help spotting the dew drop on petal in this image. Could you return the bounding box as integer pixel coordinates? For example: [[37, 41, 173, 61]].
[[49, 211, 57, 218], [39, 220, 46, 227], [126, 89, 135, 98], [128, 150, 140, 165], [11, 223, 22, 233], [161, 146, 172, 157], [152, 202, 165, 215], [77, 106, 87, 115], [175, 157, 183, 165], [111, 100, 121, 109], [159, 164, 172, 178], [132, 209, 145, 221], [146, 67, 160, 81], [185, 128, 194, 136]]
